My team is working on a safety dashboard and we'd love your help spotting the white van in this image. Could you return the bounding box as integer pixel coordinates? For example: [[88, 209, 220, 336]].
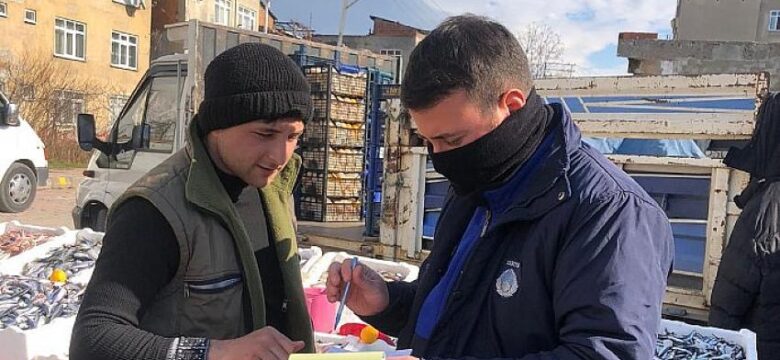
[[0, 91, 48, 213]]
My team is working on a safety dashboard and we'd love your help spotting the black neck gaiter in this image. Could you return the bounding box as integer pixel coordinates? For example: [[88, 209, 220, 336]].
[[429, 89, 551, 195]]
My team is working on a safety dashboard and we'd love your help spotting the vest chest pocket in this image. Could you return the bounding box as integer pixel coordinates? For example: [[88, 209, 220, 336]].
[[181, 273, 245, 339], [185, 274, 242, 296]]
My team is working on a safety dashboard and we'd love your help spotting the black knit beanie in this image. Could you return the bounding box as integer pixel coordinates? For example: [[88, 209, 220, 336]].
[[197, 43, 312, 133]]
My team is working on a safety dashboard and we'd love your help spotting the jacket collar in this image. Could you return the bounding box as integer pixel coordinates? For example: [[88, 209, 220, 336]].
[[485, 104, 578, 227], [184, 119, 300, 213]]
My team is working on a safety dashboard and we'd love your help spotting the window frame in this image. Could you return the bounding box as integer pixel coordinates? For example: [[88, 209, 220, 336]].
[[52, 89, 86, 129], [24, 9, 36, 24], [111, 31, 139, 70], [54, 18, 86, 61], [770, 10, 780, 32], [0, 2, 7, 18], [237, 6, 256, 30], [214, 0, 232, 26], [379, 49, 402, 57]]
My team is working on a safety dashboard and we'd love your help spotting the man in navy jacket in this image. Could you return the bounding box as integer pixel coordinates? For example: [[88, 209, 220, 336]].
[[327, 15, 674, 360]]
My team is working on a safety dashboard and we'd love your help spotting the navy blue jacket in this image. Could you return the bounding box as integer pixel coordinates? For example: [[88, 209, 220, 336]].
[[363, 105, 674, 359]]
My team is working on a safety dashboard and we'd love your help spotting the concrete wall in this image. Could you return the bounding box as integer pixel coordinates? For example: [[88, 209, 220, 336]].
[[618, 38, 780, 90], [0, 0, 151, 128]]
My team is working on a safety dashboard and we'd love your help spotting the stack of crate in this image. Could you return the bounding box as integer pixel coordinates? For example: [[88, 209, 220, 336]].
[[297, 65, 367, 222]]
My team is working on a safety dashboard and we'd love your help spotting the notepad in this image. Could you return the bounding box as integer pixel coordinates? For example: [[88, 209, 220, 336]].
[[289, 352, 385, 360]]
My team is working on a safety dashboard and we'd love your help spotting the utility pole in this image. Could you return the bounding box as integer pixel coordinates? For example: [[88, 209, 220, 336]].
[[337, 0, 361, 47], [264, 0, 271, 33]]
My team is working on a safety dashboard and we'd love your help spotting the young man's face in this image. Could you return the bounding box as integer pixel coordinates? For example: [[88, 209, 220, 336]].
[[410, 89, 523, 153], [208, 118, 304, 188]]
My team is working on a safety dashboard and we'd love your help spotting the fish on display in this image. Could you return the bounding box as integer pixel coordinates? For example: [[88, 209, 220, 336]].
[[655, 330, 747, 360], [0, 230, 53, 258], [22, 235, 101, 280], [0, 275, 84, 331]]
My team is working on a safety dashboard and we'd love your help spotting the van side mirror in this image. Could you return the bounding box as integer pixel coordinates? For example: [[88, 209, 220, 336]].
[[78, 113, 110, 154], [2, 103, 20, 126], [131, 123, 151, 150], [77, 113, 97, 151]]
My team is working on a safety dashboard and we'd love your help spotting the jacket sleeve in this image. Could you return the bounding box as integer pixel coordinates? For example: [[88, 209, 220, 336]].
[[70, 198, 179, 360], [432, 192, 674, 360], [708, 204, 762, 329], [360, 280, 418, 337]]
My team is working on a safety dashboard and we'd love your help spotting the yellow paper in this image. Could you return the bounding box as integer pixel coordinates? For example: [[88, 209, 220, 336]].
[[289, 352, 385, 360]]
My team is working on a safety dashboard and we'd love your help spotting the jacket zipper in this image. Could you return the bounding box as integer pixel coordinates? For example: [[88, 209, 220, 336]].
[[429, 208, 492, 342]]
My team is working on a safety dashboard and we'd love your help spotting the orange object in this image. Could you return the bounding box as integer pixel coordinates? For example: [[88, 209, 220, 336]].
[[338, 323, 396, 346], [50, 268, 68, 283], [359, 325, 379, 344]]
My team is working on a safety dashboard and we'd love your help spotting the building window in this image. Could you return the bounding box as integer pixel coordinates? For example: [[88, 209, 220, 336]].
[[18, 84, 35, 101], [55, 18, 86, 61], [109, 95, 129, 123], [0, 3, 6, 17], [24, 9, 36, 24], [367, 57, 377, 68], [52, 90, 85, 128], [770, 10, 780, 31], [214, 0, 231, 26], [237, 6, 256, 30], [347, 53, 358, 65], [380, 49, 402, 57], [111, 31, 138, 70]]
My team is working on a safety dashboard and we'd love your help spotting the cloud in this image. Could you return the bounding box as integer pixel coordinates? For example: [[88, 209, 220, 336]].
[[425, 0, 676, 75]]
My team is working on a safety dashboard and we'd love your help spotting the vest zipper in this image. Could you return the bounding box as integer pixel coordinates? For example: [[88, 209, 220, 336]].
[[184, 286, 190, 298], [282, 299, 289, 313]]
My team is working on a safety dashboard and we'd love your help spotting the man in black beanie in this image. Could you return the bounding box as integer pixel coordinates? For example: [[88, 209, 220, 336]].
[[72, 43, 315, 360]]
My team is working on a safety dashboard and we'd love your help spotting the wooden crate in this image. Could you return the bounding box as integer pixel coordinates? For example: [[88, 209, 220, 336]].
[[301, 118, 365, 148], [312, 95, 366, 123], [300, 171, 362, 198], [301, 147, 364, 173], [297, 196, 362, 222], [306, 68, 367, 98]]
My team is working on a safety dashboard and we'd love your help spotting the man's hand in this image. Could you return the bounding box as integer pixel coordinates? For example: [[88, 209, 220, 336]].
[[326, 261, 390, 316], [207, 327, 305, 360]]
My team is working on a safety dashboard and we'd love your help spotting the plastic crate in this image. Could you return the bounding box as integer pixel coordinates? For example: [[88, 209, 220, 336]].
[[301, 147, 364, 173], [300, 171, 363, 198], [301, 118, 365, 148], [313, 95, 366, 123], [298, 196, 362, 222], [305, 67, 367, 98]]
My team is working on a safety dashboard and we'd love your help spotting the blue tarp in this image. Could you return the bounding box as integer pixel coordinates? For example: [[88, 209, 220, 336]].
[[582, 138, 706, 158]]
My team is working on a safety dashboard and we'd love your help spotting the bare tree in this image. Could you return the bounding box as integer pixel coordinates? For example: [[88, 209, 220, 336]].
[[0, 49, 121, 165], [516, 22, 571, 79]]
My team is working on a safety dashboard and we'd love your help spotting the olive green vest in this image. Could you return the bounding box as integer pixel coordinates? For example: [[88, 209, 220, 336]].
[[110, 121, 314, 351]]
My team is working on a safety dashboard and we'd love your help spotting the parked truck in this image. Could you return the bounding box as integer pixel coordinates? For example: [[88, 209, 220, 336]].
[[72, 20, 397, 231]]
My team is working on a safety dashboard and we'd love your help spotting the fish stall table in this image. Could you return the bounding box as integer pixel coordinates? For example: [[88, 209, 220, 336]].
[[0, 222, 762, 360]]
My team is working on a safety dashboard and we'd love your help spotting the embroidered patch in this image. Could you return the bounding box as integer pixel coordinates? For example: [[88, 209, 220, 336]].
[[496, 268, 519, 298]]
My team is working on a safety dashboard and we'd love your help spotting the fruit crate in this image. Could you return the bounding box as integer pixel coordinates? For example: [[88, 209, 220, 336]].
[[297, 196, 362, 222], [304, 66, 367, 98], [300, 147, 364, 173], [301, 118, 365, 148], [300, 171, 363, 198], [312, 95, 366, 123]]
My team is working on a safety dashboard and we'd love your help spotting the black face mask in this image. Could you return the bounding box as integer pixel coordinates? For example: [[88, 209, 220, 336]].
[[429, 90, 551, 195]]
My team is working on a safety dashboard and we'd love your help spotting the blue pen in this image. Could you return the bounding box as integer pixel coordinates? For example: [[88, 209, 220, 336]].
[[334, 257, 359, 332]]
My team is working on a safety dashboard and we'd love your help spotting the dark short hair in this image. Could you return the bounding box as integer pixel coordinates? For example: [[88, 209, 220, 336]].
[[401, 15, 533, 111]]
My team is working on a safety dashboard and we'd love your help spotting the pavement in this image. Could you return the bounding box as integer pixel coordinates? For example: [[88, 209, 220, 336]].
[[0, 168, 82, 229]]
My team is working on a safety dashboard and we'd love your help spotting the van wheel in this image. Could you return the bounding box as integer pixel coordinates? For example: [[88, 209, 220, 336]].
[[0, 163, 37, 213]]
